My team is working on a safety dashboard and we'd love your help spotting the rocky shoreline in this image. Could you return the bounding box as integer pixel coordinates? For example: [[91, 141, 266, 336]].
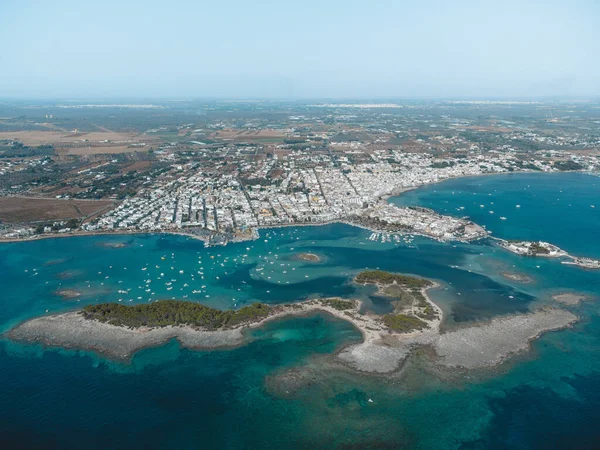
[[500, 272, 533, 283], [552, 292, 589, 306], [54, 289, 82, 299], [336, 308, 577, 373], [496, 238, 600, 269], [293, 252, 322, 262], [7, 291, 577, 374], [7, 312, 245, 360]]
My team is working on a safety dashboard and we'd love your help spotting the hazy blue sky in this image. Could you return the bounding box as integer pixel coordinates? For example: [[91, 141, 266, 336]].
[[1, 0, 598, 99]]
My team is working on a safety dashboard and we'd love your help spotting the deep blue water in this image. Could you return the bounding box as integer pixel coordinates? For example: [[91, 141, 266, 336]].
[[1, 172, 599, 449], [392, 172, 600, 258]]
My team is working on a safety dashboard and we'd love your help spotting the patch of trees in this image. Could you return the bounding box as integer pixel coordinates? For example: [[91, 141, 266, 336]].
[[81, 300, 271, 329], [35, 218, 80, 234], [0, 143, 55, 158], [355, 270, 431, 288], [529, 242, 550, 255], [320, 299, 355, 311], [553, 160, 584, 171], [382, 313, 429, 332], [416, 304, 438, 321], [513, 161, 541, 171]]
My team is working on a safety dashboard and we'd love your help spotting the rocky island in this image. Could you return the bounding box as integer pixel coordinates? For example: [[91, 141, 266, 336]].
[[54, 289, 82, 299], [294, 252, 322, 262], [500, 272, 534, 283], [498, 239, 600, 269], [7, 271, 578, 374], [498, 240, 567, 257]]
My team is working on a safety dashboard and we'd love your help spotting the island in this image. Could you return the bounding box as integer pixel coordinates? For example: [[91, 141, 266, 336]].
[[355, 270, 439, 330], [497, 239, 600, 269], [54, 289, 82, 299], [498, 240, 567, 257], [97, 242, 129, 249], [551, 293, 589, 306], [7, 271, 578, 374], [294, 252, 321, 262], [500, 272, 534, 283], [562, 257, 600, 269]]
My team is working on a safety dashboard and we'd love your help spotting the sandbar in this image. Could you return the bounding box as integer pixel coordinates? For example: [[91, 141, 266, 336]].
[[552, 293, 589, 306]]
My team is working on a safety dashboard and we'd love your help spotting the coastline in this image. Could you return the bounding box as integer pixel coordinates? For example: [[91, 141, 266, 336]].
[[494, 237, 600, 269], [3, 278, 443, 364], [6, 286, 578, 374], [3, 170, 589, 247], [0, 171, 588, 375], [0, 169, 538, 246], [0, 216, 487, 247]]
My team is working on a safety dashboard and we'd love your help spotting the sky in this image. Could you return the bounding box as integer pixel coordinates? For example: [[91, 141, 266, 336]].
[[1, 0, 599, 99]]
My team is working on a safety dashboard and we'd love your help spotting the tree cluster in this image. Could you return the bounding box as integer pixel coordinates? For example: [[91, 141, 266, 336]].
[[355, 270, 431, 288], [82, 300, 271, 329]]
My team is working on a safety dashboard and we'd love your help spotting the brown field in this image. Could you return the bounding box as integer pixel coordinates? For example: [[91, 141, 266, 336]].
[[0, 197, 115, 224], [465, 126, 514, 133], [0, 131, 159, 154], [55, 146, 149, 155], [210, 129, 287, 141], [65, 161, 107, 175], [1, 130, 137, 146], [121, 161, 153, 172]]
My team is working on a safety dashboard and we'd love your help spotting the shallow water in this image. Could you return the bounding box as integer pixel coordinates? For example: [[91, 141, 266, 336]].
[[1, 172, 599, 448]]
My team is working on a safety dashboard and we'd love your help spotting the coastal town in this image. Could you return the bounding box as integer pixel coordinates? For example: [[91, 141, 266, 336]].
[[1, 100, 599, 245], [4, 2, 600, 447], [76, 150, 499, 243]]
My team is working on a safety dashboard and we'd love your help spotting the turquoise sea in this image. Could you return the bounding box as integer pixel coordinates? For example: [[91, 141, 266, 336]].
[[392, 172, 600, 258], [1, 172, 600, 449]]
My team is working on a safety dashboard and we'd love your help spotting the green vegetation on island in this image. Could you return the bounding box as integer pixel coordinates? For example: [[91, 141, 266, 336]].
[[416, 304, 438, 321], [295, 252, 321, 262], [357, 270, 439, 324], [529, 242, 550, 255], [382, 314, 429, 333], [355, 270, 432, 288], [82, 300, 271, 330], [320, 298, 356, 310], [505, 240, 552, 255]]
